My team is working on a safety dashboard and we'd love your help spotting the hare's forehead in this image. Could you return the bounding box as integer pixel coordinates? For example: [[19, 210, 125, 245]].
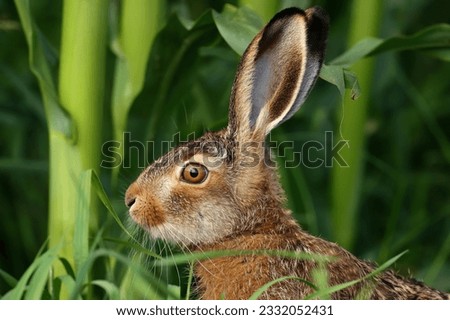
[[144, 138, 228, 172], [183, 137, 227, 155], [174, 136, 229, 160]]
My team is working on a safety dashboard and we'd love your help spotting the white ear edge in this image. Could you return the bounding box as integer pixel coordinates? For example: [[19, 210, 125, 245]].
[[252, 16, 309, 136], [227, 7, 329, 141]]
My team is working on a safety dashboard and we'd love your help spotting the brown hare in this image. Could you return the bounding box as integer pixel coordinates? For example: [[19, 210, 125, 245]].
[[125, 7, 449, 300]]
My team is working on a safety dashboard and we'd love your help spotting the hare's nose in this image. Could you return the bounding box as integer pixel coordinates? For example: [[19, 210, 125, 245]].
[[125, 196, 136, 208], [125, 183, 140, 208]]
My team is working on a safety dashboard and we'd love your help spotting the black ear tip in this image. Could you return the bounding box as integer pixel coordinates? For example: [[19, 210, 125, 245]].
[[268, 7, 329, 38], [306, 6, 330, 25], [270, 7, 305, 21], [270, 6, 329, 23], [304, 6, 329, 57]]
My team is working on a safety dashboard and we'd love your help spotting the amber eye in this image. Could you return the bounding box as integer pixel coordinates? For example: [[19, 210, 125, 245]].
[[181, 163, 208, 184]]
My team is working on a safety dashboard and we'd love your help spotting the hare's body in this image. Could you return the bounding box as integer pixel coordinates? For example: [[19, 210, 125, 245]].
[[126, 7, 449, 299], [194, 208, 448, 299]]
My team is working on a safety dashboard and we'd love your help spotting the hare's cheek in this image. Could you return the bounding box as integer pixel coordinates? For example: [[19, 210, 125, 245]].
[[129, 198, 166, 229]]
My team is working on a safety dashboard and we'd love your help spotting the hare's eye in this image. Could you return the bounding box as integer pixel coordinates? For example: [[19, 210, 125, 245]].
[[181, 163, 208, 184]]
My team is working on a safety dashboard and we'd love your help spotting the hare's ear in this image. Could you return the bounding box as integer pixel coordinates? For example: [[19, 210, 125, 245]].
[[227, 7, 329, 141]]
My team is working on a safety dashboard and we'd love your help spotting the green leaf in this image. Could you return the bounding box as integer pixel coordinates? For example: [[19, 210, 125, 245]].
[[91, 280, 120, 299], [320, 64, 346, 98], [14, 0, 74, 141], [320, 65, 361, 99], [343, 70, 361, 100], [143, 10, 222, 140], [213, 4, 263, 56], [331, 38, 383, 66], [371, 24, 450, 56], [331, 24, 450, 66]]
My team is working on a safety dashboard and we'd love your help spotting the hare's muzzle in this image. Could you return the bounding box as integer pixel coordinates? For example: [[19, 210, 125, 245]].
[[124, 180, 167, 229]]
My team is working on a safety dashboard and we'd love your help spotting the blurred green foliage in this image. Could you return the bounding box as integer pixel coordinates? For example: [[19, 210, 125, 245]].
[[0, 0, 449, 297]]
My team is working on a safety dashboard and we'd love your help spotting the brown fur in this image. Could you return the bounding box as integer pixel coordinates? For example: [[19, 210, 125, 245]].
[[189, 160, 448, 299], [125, 7, 449, 300]]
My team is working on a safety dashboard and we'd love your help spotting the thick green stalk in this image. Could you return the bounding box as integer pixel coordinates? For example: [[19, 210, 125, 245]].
[[59, 0, 108, 171], [111, 0, 163, 184], [331, 0, 382, 249], [49, 0, 108, 272], [111, 0, 164, 299]]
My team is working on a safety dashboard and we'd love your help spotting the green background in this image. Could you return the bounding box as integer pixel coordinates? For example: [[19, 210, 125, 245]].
[[0, 0, 449, 298]]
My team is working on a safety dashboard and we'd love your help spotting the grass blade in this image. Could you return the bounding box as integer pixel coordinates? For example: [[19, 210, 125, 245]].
[[155, 249, 334, 267], [1, 243, 61, 300], [71, 249, 175, 300], [249, 276, 317, 300], [90, 280, 120, 300], [305, 251, 408, 299], [0, 269, 18, 289], [24, 247, 60, 299]]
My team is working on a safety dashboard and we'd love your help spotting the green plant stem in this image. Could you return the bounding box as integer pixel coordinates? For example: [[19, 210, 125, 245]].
[[49, 0, 108, 275], [59, 0, 108, 171], [111, 0, 163, 185], [331, 0, 382, 250]]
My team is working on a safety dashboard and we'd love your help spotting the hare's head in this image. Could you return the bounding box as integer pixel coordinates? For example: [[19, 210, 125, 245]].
[[125, 7, 329, 247]]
